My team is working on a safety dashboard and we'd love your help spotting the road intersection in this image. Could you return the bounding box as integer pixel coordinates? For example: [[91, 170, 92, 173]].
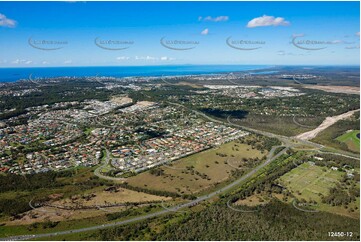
[[1, 104, 358, 241]]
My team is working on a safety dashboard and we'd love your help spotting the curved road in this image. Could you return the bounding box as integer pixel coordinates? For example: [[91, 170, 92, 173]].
[[1, 139, 289, 241], [1, 103, 357, 241], [292, 116, 316, 129], [94, 149, 126, 182]]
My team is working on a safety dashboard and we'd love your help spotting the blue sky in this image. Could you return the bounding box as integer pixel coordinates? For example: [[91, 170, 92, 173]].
[[0, 1, 359, 67]]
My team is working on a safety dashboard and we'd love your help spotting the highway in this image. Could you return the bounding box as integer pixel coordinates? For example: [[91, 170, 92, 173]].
[[1, 141, 289, 241], [1, 104, 358, 241], [170, 101, 323, 150]]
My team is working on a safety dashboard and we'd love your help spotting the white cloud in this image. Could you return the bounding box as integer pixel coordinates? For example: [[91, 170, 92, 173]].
[[160, 56, 175, 61], [247, 15, 290, 28], [116, 56, 130, 60], [11, 59, 33, 65], [200, 16, 229, 22], [0, 13, 17, 28], [330, 40, 344, 44], [64, 60, 72, 64], [144, 56, 156, 61], [11, 59, 31, 64], [201, 28, 209, 35], [135, 56, 158, 61], [356, 32, 360, 37], [134, 56, 175, 62], [276, 51, 307, 56], [11, 59, 20, 64]]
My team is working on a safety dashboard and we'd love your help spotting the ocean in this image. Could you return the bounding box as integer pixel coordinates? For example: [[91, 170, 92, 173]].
[[0, 65, 270, 82]]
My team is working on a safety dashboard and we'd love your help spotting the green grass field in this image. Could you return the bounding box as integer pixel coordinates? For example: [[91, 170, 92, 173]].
[[336, 130, 360, 153], [278, 162, 343, 202], [278, 162, 359, 218], [127, 140, 265, 195]]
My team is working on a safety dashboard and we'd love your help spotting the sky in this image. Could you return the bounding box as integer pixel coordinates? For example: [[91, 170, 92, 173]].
[[0, 1, 359, 67]]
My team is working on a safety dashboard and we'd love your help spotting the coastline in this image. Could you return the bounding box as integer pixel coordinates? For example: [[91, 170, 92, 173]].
[[0, 65, 271, 83]]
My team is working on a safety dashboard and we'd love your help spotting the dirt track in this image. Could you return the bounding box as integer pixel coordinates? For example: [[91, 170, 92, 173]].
[[296, 109, 360, 140]]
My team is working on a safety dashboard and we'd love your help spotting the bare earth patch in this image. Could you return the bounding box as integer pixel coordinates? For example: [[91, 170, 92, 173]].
[[110, 96, 133, 105], [6, 207, 106, 226], [302, 85, 360, 95], [51, 187, 170, 207], [234, 194, 269, 207], [5, 188, 169, 226], [296, 109, 360, 140]]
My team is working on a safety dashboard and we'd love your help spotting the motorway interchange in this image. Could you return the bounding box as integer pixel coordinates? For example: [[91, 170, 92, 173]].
[[1, 104, 359, 241]]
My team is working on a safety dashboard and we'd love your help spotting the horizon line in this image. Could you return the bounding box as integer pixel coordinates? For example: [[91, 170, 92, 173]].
[[0, 64, 360, 69]]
